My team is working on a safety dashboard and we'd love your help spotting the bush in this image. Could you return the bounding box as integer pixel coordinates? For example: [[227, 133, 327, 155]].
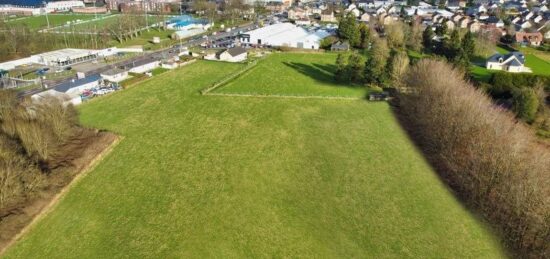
[[513, 88, 539, 124], [488, 72, 550, 97], [399, 59, 550, 258]]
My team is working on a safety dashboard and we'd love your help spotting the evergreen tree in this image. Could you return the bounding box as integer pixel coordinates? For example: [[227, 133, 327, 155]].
[[435, 22, 448, 36], [358, 23, 371, 49], [444, 29, 461, 59], [338, 13, 360, 46], [452, 48, 470, 71], [513, 88, 539, 124], [365, 38, 391, 84], [422, 25, 434, 52], [335, 53, 350, 82], [461, 31, 476, 59], [348, 52, 366, 83]]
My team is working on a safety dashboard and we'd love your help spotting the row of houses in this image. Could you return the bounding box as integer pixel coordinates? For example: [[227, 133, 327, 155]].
[[284, 0, 549, 43]]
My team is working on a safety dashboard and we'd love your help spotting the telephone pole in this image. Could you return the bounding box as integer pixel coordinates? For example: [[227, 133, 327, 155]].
[[43, 1, 50, 29]]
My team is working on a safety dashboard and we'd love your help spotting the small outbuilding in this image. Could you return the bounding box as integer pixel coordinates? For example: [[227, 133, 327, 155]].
[[331, 41, 350, 51], [206, 47, 248, 62], [101, 68, 129, 83]]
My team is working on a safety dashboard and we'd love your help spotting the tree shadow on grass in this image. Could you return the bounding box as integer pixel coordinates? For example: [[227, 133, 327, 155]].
[[282, 62, 364, 88]]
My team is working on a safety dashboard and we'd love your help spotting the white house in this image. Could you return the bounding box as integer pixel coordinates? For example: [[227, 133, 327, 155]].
[[218, 47, 247, 62], [100, 68, 129, 83], [205, 47, 247, 62], [486, 52, 531, 73], [125, 58, 160, 74], [45, 1, 85, 12]]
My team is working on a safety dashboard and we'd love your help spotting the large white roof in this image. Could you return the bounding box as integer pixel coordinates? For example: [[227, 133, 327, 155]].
[[247, 23, 329, 46], [33, 48, 97, 62]]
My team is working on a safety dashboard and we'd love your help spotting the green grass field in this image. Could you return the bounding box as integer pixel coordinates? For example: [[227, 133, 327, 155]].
[[216, 53, 368, 98], [4, 59, 505, 258], [525, 54, 550, 75], [52, 14, 119, 32], [7, 14, 99, 30]]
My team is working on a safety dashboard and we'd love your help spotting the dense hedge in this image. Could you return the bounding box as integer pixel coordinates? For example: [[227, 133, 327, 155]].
[[488, 72, 550, 96], [399, 60, 550, 258]]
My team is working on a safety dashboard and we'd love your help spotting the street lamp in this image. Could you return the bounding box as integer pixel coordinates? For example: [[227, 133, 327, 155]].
[[43, 1, 50, 29]]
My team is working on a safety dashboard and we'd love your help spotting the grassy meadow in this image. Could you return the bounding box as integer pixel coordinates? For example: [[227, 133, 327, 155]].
[[4, 59, 505, 257], [216, 53, 368, 98]]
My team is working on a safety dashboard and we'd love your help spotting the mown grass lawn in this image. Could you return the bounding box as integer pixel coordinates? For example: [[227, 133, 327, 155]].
[[525, 54, 550, 76], [216, 53, 368, 98], [7, 14, 98, 31], [4, 60, 505, 258]]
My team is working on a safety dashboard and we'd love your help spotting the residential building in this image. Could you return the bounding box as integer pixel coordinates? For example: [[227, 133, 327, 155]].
[[515, 31, 544, 46], [486, 52, 530, 73], [321, 9, 337, 22], [101, 68, 129, 83], [214, 47, 248, 62], [331, 41, 350, 51]]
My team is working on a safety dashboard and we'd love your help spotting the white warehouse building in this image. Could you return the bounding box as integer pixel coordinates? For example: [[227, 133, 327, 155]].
[[45, 1, 85, 12], [241, 23, 331, 50], [33, 48, 98, 67]]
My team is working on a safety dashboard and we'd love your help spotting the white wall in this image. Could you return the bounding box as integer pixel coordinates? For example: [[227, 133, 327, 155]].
[[129, 62, 160, 73]]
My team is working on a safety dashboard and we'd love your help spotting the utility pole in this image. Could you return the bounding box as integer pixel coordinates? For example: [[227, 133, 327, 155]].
[[144, 0, 149, 31], [44, 1, 50, 29]]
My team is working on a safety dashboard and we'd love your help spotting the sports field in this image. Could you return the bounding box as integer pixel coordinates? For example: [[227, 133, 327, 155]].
[[4, 58, 505, 257], [216, 53, 368, 97], [6, 14, 99, 30]]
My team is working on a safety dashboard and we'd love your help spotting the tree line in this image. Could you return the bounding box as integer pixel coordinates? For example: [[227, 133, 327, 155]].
[[0, 91, 78, 210], [398, 59, 550, 258]]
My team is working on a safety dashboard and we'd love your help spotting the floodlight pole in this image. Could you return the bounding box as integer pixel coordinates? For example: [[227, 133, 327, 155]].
[[144, 0, 149, 31], [44, 1, 50, 29]]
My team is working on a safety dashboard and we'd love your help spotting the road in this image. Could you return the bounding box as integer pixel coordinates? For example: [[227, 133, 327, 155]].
[[18, 21, 260, 98]]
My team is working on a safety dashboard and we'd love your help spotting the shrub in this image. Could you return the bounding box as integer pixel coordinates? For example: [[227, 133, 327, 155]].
[[399, 59, 550, 257], [488, 72, 550, 96], [513, 88, 539, 124]]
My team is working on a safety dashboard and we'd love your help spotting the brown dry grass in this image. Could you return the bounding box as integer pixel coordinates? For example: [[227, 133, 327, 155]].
[[396, 59, 550, 258]]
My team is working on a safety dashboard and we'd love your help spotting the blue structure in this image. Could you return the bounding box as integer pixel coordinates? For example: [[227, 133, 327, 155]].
[[167, 15, 208, 29]]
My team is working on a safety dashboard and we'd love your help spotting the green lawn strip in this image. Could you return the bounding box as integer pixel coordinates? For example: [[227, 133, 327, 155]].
[[151, 67, 169, 76], [215, 52, 368, 98], [4, 60, 505, 258], [470, 64, 496, 83], [525, 54, 550, 75]]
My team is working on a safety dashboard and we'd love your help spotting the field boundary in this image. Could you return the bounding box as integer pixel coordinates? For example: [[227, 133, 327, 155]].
[[200, 58, 264, 95], [0, 135, 122, 256], [204, 92, 363, 100]]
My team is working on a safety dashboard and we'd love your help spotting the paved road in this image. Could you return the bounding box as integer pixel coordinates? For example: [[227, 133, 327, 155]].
[[18, 21, 260, 98]]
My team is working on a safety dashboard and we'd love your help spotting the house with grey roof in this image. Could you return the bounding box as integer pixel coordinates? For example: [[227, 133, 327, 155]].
[[486, 52, 531, 73]]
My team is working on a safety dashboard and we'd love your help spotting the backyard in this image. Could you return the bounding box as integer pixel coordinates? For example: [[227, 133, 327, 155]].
[[470, 48, 550, 82], [4, 58, 505, 258]]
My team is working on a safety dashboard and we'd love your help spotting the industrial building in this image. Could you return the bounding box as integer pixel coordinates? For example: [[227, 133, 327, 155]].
[[240, 23, 330, 50], [33, 48, 99, 67]]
